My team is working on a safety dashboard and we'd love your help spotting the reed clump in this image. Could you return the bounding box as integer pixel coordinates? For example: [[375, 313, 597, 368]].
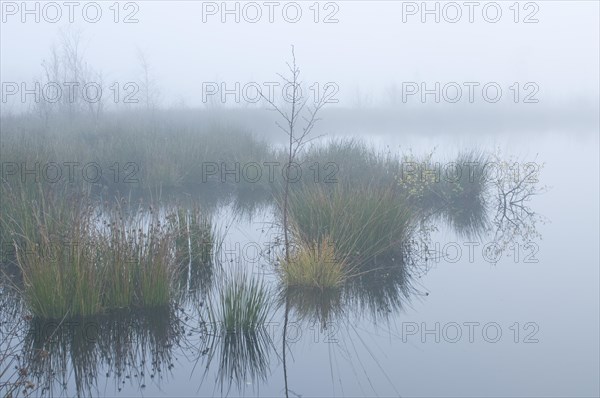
[[206, 268, 272, 333], [12, 188, 103, 318], [97, 204, 177, 310], [278, 236, 346, 290], [2, 183, 218, 319], [285, 183, 414, 270]]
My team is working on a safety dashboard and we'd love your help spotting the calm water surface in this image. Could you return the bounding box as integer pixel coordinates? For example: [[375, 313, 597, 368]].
[[1, 129, 598, 397]]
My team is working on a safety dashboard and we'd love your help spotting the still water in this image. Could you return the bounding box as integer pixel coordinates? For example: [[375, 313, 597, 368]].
[[1, 128, 598, 397]]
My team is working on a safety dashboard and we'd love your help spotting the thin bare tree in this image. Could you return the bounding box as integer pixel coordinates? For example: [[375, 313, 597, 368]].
[[136, 49, 161, 113], [35, 28, 105, 125], [259, 45, 327, 263]]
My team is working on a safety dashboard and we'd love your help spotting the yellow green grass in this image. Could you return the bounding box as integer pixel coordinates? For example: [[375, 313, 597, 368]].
[[278, 236, 347, 290]]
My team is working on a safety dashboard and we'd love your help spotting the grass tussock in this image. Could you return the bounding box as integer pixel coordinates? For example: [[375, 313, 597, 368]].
[[279, 236, 346, 290], [285, 183, 414, 269], [98, 204, 177, 310], [1, 182, 220, 319], [206, 268, 271, 333], [297, 139, 399, 189], [11, 189, 103, 318], [12, 198, 179, 318]]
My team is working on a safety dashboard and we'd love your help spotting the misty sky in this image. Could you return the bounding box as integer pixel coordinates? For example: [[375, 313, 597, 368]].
[[1, 1, 599, 109]]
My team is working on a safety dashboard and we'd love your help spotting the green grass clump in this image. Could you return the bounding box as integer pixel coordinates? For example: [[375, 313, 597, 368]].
[[295, 141, 492, 240], [14, 199, 179, 318], [279, 236, 346, 290], [0, 180, 79, 264], [12, 189, 103, 318], [2, 183, 215, 318], [207, 268, 271, 333], [297, 139, 399, 189], [98, 205, 177, 310], [286, 183, 414, 269]]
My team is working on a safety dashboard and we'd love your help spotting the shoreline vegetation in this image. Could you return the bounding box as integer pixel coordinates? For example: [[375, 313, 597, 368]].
[[0, 24, 557, 398], [0, 106, 545, 398], [2, 185, 216, 318], [1, 111, 493, 319]]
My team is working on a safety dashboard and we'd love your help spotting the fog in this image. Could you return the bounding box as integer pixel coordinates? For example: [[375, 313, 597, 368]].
[[2, 1, 599, 112], [1, 2, 599, 397]]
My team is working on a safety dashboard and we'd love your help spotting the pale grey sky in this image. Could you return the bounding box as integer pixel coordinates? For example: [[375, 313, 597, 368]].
[[1, 1, 598, 109]]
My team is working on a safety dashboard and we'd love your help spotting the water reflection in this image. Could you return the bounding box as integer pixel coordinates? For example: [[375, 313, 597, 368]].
[[281, 262, 416, 328], [194, 326, 275, 394], [343, 264, 417, 323], [420, 157, 546, 263], [0, 279, 30, 397], [283, 287, 344, 328], [434, 197, 490, 240], [275, 155, 546, 397], [21, 309, 182, 396], [488, 159, 547, 253], [0, 151, 547, 397], [280, 275, 409, 398]]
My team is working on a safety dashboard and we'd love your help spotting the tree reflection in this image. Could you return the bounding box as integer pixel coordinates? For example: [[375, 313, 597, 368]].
[[277, 154, 547, 397], [421, 155, 546, 264], [488, 159, 547, 254]]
